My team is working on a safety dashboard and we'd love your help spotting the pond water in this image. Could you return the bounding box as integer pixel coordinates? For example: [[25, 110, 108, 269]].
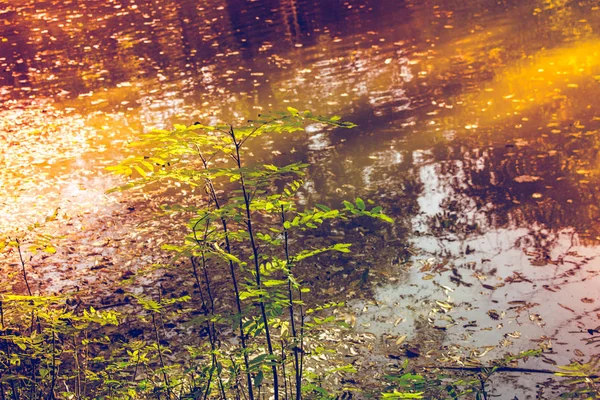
[[2, 0, 600, 397]]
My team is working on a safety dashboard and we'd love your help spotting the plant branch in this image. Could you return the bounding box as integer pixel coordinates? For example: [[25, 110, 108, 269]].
[[232, 125, 280, 400], [198, 149, 255, 400], [281, 205, 302, 400]]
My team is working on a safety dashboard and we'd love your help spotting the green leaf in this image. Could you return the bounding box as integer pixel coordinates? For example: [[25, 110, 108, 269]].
[[136, 298, 161, 312], [263, 279, 287, 287], [248, 354, 276, 370], [382, 391, 425, 399], [254, 370, 264, 387], [239, 290, 267, 300], [355, 197, 365, 211], [332, 243, 352, 253], [379, 214, 394, 223], [133, 165, 147, 177], [316, 204, 331, 212], [43, 245, 57, 254]]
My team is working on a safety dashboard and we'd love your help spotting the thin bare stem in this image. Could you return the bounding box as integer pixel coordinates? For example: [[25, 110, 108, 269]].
[[46, 331, 56, 400], [151, 312, 171, 399], [198, 150, 255, 400], [72, 335, 81, 399], [232, 126, 279, 400], [202, 367, 214, 400], [0, 302, 8, 400], [299, 289, 305, 385], [15, 240, 32, 296], [281, 341, 289, 400], [281, 205, 301, 400]]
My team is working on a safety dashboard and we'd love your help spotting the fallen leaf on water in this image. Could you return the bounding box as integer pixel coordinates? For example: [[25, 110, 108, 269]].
[[543, 285, 560, 292], [529, 314, 542, 322], [405, 345, 420, 358], [558, 303, 575, 312], [436, 300, 454, 310], [487, 310, 500, 320], [505, 271, 533, 284], [513, 175, 542, 183], [541, 355, 557, 365], [464, 358, 483, 367], [472, 346, 495, 358], [440, 285, 454, 293]]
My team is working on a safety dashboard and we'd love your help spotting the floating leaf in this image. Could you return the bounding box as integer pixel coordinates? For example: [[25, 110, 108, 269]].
[[435, 300, 453, 310], [395, 335, 407, 345], [558, 303, 576, 312]]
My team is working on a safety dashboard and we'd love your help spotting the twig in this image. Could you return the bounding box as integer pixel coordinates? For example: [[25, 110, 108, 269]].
[[418, 365, 566, 376], [151, 312, 171, 399], [281, 205, 302, 400], [15, 239, 32, 297], [46, 331, 56, 400]]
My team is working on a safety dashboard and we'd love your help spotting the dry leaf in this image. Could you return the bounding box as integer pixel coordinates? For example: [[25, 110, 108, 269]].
[[558, 303, 575, 312]]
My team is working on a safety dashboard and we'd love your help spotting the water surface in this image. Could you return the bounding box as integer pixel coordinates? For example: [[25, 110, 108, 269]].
[[2, 0, 600, 397]]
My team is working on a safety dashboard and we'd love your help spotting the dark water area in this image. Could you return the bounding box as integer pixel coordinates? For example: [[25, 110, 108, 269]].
[[3, 0, 600, 397]]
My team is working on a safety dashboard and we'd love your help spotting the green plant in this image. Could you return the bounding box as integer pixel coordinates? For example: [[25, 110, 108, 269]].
[[555, 356, 600, 398], [106, 108, 393, 399], [0, 217, 119, 400], [383, 349, 543, 400], [2, 108, 598, 400], [0, 293, 121, 400]]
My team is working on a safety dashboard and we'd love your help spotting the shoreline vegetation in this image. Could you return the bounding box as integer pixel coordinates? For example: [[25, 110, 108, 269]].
[[1, 110, 599, 399]]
